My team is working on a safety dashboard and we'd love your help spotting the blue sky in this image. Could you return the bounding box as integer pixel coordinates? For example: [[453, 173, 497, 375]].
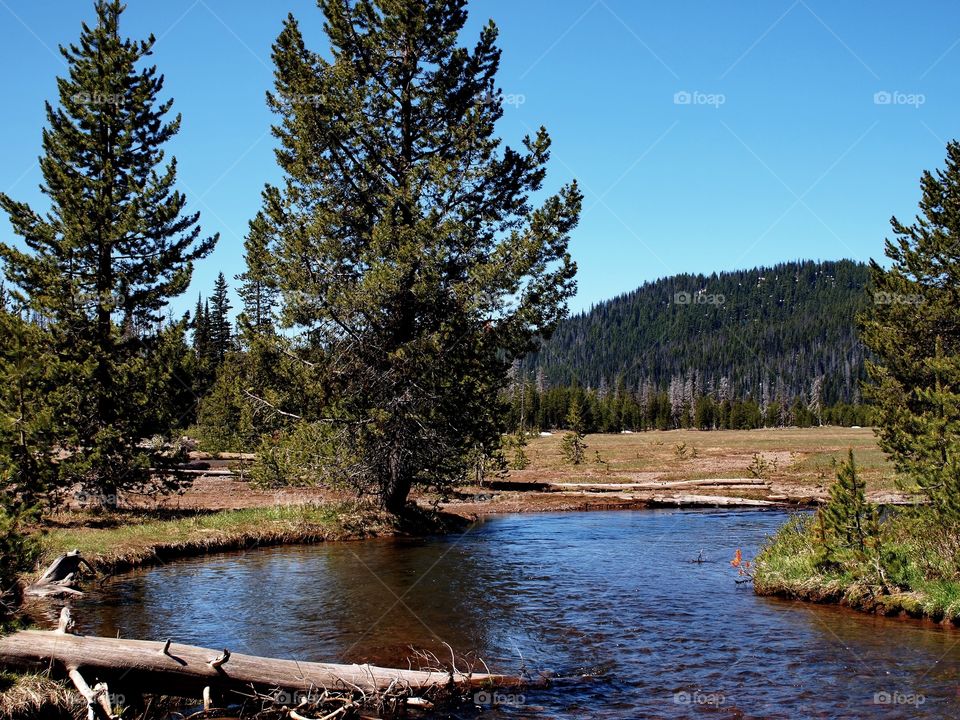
[[1, 0, 958, 316]]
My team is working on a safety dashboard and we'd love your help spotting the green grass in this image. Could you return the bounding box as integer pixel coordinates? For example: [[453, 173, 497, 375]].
[[31, 503, 394, 574], [754, 511, 960, 622]]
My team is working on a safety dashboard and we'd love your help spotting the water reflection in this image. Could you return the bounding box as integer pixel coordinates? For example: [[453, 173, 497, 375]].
[[69, 510, 960, 719]]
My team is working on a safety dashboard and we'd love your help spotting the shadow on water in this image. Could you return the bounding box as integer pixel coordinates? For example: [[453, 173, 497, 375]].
[[67, 510, 960, 719]]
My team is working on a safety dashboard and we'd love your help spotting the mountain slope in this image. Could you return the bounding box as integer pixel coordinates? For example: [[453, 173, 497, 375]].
[[523, 259, 870, 405]]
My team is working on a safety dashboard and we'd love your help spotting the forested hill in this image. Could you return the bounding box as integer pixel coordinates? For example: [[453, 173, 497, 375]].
[[522, 259, 870, 405]]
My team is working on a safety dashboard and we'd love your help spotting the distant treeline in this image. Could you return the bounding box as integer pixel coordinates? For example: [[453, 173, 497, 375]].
[[504, 381, 872, 433], [522, 259, 871, 408]]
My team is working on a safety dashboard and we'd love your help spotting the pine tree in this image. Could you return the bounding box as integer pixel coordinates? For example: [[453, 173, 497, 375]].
[[819, 450, 879, 566], [192, 294, 210, 355], [209, 272, 233, 363], [860, 141, 960, 512], [236, 213, 279, 343], [0, 1, 217, 499], [258, 1, 580, 512], [560, 397, 587, 465], [0, 303, 58, 505]]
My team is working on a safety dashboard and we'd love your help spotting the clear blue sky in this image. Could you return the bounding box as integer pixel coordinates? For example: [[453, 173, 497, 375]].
[[1, 0, 958, 316]]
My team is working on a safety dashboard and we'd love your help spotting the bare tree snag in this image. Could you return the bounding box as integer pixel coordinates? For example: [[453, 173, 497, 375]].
[[67, 667, 114, 720], [0, 630, 514, 699], [57, 607, 75, 634], [25, 550, 95, 598], [209, 649, 230, 670]]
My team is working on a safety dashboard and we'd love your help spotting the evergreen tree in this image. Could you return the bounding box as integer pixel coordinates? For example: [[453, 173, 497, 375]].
[[0, 304, 58, 505], [816, 450, 883, 577], [560, 397, 586, 465], [821, 451, 874, 552], [192, 294, 210, 355], [236, 213, 279, 343], [861, 141, 960, 514], [0, 1, 217, 499], [209, 272, 233, 363], [524, 259, 870, 406], [259, 1, 580, 512], [143, 317, 199, 435]]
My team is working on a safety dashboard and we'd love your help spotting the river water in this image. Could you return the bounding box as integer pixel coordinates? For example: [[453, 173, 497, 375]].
[[71, 510, 960, 718]]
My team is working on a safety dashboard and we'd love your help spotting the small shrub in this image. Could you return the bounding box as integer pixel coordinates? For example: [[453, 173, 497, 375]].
[[748, 452, 770, 478], [560, 431, 586, 465], [503, 432, 530, 471]]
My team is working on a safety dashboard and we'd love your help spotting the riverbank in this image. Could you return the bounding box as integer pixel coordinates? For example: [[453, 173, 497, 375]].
[[25, 508, 960, 719], [0, 673, 83, 720], [29, 502, 466, 579], [24, 427, 902, 580], [127, 427, 904, 516], [753, 513, 960, 626]]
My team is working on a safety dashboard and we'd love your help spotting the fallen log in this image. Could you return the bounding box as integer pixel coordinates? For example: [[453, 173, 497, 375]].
[[546, 478, 770, 492], [0, 629, 514, 700]]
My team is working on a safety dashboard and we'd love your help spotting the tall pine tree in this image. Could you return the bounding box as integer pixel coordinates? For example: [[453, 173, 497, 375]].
[[258, 0, 581, 512], [861, 140, 960, 515], [209, 272, 233, 363], [236, 213, 279, 344], [0, 0, 217, 500]]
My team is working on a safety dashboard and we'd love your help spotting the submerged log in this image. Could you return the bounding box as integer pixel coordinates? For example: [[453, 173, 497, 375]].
[[0, 630, 513, 699]]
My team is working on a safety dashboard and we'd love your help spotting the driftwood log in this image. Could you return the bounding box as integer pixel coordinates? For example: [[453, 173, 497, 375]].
[[0, 628, 512, 701]]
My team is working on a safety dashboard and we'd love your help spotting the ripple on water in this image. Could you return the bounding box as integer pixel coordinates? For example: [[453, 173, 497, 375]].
[[70, 510, 960, 719]]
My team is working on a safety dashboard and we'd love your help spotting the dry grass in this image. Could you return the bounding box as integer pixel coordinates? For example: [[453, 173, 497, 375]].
[[0, 673, 84, 720], [516, 426, 897, 494]]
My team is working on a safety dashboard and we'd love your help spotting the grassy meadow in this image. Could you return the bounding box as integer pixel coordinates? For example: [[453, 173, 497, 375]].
[[517, 426, 897, 494]]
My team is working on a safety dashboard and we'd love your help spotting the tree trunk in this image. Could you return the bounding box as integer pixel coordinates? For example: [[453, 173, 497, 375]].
[[0, 630, 511, 699], [382, 448, 412, 515]]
